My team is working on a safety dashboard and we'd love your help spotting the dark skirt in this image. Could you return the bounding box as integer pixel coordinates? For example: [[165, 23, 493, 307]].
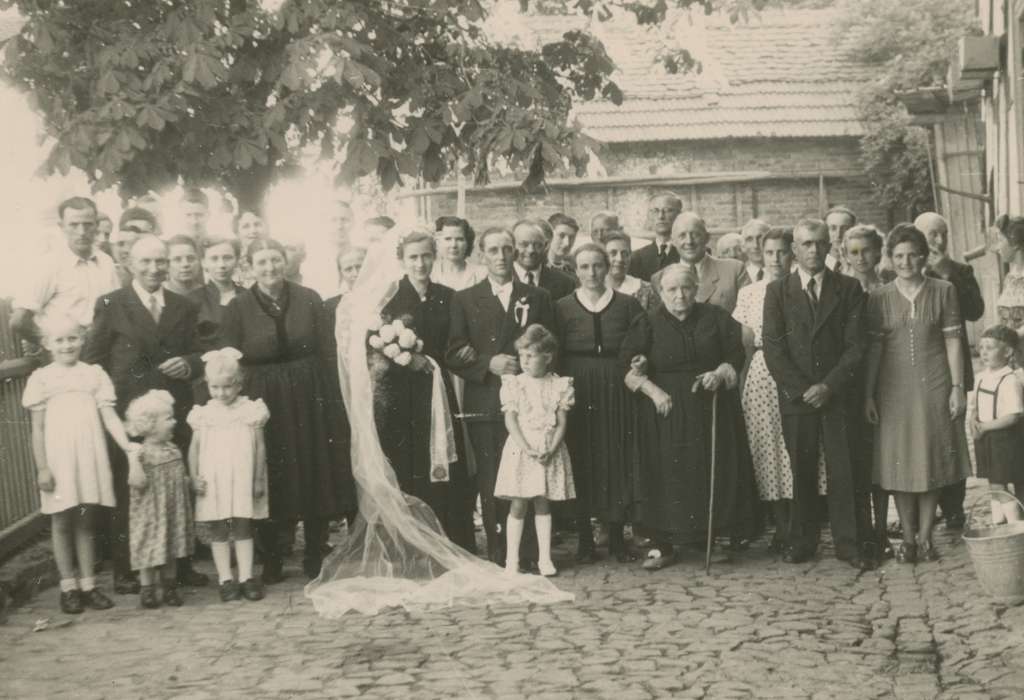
[[564, 355, 635, 522], [245, 355, 355, 520], [975, 425, 1024, 485], [634, 369, 760, 545]]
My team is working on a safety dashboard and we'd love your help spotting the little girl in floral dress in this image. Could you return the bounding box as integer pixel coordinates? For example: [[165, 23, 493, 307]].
[[494, 325, 576, 577], [22, 314, 135, 615], [187, 348, 269, 602], [125, 390, 195, 609]]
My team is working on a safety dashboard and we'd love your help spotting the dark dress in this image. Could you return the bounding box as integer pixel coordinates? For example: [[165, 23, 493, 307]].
[[375, 277, 476, 551], [220, 282, 354, 521], [619, 304, 760, 545], [556, 291, 645, 523], [189, 281, 245, 353]]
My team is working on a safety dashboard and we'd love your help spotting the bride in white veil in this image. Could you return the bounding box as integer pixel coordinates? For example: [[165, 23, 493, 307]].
[[305, 225, 573, 616]]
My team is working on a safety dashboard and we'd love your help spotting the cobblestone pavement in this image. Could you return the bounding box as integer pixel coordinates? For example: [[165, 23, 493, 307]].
[[2, 481, 1023, 699]]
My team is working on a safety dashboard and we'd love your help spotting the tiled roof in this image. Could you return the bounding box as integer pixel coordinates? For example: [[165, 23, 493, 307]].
[[521, 8, 872, 143]]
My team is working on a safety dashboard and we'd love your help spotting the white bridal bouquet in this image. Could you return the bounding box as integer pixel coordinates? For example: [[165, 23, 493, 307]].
[[366, 316, 425, 367]]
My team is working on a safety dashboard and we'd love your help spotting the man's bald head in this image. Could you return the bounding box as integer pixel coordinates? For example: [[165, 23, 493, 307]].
[[129, 235, 169, 292], [914, 212, 949, 261], [670, 212, 710, 264]]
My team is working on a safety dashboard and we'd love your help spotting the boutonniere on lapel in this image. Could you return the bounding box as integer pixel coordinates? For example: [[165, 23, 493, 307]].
[[513, 296, 530, 328]]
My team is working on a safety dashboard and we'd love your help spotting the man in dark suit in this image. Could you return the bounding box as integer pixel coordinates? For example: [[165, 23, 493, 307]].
[[512, 218, 576, 300], [446, 227, 556, 566], [763, 218, 873, 570], [628, 193, 681, 281], [918, 212, 985, 530], [83, 235, 206, 593]]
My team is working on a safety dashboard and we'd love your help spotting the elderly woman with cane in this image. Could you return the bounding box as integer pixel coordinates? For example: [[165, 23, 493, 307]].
[[619, 264, 759, 570]]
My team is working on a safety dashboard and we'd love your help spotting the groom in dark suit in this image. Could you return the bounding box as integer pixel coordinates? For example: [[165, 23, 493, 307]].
[[446, 227, 556, 566], [763, 218, 873, 570], [83, 235, 206, 592]]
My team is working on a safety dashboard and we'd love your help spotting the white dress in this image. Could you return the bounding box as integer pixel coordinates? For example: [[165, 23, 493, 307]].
[[186, 397, 270, 521], [494, 374, 576, 501], [733, 282, 827, 500], [21, 362, 117, 514]]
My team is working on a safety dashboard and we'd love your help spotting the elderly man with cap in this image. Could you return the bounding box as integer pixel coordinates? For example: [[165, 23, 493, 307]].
[[916, 211, 985, 530], [651, 212, 749, 314]]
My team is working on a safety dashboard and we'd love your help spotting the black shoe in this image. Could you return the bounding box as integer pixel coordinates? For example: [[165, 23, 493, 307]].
[[303, 556, 322, 580], [240, 578, 265, 601], [575, 541, 599, 564], [139, 585, 160, 609], [81, 588, 115, 610], [262, 559, 287, 585], [114, 574, 141, 595], [945, 513, 966, 530], [219, 580, 242, 602], [176, 568, 209, 587], [782, 547, 813, 564], [59, 590, 84, 615], [613, 549, 639, 563], [162, 584, 184, 607]]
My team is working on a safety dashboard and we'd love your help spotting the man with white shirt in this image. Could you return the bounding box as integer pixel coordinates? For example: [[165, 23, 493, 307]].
[[512, 218, 576, 301], [651, 212, 749, 314], [763, 218, 872, 570], [446, 227, 555, 567], [825, 206, 857, 271], [740, 218, 771, 282], [83, 235, 206, 593], [11, 197, 120, 354], [629, 193, 681, 281]]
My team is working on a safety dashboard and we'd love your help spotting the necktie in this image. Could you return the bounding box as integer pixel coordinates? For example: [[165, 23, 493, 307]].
[[526, 271, 535, 286], [147, 294, 161, 323], [659, 244, 668, 260], [807, 277, 818, 314], [756, 268, 764, 282]]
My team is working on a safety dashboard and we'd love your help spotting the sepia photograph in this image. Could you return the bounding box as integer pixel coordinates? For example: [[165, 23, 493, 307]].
[[0, 0, 1022, 697]]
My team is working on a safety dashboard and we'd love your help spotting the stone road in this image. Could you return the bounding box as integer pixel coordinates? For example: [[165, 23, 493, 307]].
[[2, 480, 1023, 699]]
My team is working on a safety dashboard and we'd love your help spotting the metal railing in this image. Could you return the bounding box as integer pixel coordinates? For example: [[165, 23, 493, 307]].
[[0, 299, 43, 560]]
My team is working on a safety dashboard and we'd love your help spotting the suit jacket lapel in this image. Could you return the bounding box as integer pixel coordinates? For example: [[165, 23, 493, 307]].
[[158, 291, 184, 336], [123, 287, 163, 357], [697, 257, 719, 304], [813, 270, 840, 335], [496, 280, 531, 350], [785, 273, 813, 331]]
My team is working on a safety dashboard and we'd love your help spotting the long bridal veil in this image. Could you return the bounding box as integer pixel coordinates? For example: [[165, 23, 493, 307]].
[[305, 227, 573, 617]]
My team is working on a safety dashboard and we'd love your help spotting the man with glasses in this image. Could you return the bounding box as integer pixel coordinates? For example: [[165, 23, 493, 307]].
[[629, 193, 682, 281]]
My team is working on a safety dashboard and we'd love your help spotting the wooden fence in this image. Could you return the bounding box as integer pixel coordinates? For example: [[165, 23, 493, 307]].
[[0, 298, 43, 560]]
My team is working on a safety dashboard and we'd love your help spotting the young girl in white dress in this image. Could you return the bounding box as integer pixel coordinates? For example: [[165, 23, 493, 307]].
[[494, 325, 576, 577], [22, 314, 135, 615], [187, 348, 269, 602]]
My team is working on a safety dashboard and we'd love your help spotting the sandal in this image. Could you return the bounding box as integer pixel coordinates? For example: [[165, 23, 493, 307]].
[[894, 542, 917, 565], [641, 548, 675, 571]]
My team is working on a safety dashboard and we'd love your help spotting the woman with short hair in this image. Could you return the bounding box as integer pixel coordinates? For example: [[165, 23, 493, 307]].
[[864, 224, 970, 563], [604, 231, 656, 310]]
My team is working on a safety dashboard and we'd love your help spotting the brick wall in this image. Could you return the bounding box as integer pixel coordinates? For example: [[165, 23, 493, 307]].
[[420, 136, 891, 242]]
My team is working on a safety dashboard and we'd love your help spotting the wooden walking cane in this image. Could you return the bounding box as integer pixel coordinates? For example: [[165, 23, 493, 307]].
[[705, 390, 719, 575]]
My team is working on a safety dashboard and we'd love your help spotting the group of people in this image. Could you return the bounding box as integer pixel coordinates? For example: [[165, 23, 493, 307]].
[[12, 188, 1024, 616]]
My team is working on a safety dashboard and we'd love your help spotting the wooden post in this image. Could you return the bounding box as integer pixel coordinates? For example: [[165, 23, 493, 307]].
[[818, 173, 827, 216]]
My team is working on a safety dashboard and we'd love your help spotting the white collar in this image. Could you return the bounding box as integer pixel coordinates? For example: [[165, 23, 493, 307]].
[[611, 274, 642, 295], [981, 365, 1014, 381], [488, 277, 514, 295], [132, 280, 165, 306], [746, 262, 762, 277], [796, 267, 825, 291], [63, 244, 99, 264], [575, 287, 614, 313], [513, 261, 541, 283]]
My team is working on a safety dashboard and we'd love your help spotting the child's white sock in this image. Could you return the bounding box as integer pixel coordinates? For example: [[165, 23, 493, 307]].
[[236, 539, 255, 582], [535, 513, 555, 576], [79, 576, 96, 592], [211, 541, 233, 583], [992, 499, 1007, 525], [59, 578, 78, 593], [1002, 501, 1021, 523], [505, 515, 524, 574]]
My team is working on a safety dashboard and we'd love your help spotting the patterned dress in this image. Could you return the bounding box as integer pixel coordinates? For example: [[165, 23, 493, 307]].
[[868, 278, 971, 492], [187, 397, 270, 523], [129, 442, 195, 569], [21, 362, 118, 514], [494, 374, 577, 501], [732, 282, 827, 500]]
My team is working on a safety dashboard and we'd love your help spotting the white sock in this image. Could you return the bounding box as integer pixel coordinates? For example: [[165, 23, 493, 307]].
[[992, 499, 1007, 525], [79, 576, 96, 592], [1002, 501, 1021, 523], [535, 513, 554, 567], [505, 516, 524, 573], [211, 541, 233, 583], [236, 539, 254, 582], [59, 578, 78, 593]]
